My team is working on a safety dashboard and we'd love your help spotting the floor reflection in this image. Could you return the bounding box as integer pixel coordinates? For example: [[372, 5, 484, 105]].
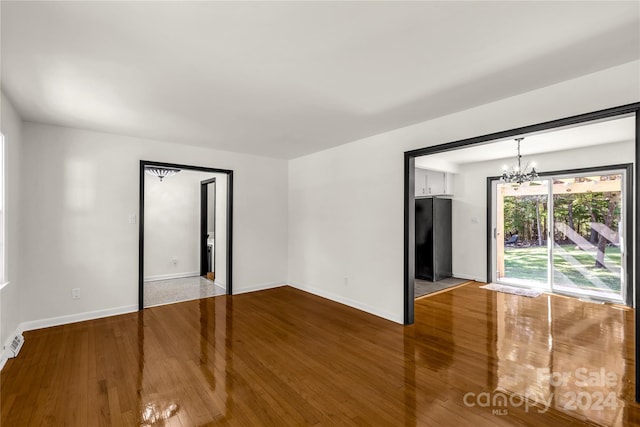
[[403, 325, 417, 427], [3, 284, 636, 425], [408, 290, 492, 425], [494, 292, 631, 426], [409, 284, 637, 426], [140, 401, 180, 426], [135, 296, 234, 425]]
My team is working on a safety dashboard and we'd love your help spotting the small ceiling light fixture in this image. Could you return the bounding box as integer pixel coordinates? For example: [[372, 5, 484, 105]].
[[501, 137, 539, 184], [145, 166, 181, 182]]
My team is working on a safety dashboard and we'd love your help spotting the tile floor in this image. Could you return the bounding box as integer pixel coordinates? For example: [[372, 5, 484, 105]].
[[414, 276, 470, 298], [143, 275, 226, 307]]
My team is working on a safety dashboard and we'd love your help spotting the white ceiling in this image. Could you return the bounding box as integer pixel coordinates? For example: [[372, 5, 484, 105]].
[[416, 115, 636, 168], [2, 2, 639, 159]]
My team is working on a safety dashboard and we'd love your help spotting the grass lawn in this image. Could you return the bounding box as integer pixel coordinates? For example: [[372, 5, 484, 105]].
[[504, 245, 621, 292]]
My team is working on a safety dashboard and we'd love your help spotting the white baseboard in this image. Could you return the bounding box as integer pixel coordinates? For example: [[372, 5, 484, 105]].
[[144, 271, 200, 282], [287, 281, 403, 324], [452, 273, 486, 283], [17, 304, 138, 334], [0, 327, 20, 371], [233, 281, 286, 295], [214, 280, 226, 291]]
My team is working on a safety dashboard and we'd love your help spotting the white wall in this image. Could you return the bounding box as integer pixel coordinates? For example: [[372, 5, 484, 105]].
[[20, 123, 288, 326], [451, 140, 635, 282], [7, 61, 640, 330], [288, 61, 640, 324], [144, 169, 225, 281], [0, 92, 23, 354]]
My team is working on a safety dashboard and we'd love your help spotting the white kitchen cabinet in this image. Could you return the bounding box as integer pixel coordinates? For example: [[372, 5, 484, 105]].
[[415, 168, 453, 196]]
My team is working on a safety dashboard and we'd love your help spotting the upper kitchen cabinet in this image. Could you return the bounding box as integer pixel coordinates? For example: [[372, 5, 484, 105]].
[[415, 168, 453, 197]]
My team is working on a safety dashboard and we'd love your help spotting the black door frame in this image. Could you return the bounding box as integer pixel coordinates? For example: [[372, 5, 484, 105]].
[[200, 177, 216, 277], [403, 102, 640, 400], [139, 161, 234, 309], [486, 163, 633, 306]]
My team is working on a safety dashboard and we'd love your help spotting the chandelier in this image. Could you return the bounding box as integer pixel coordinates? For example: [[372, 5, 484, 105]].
[[501, 137, 538, 184], [145, 166, 181, 182]]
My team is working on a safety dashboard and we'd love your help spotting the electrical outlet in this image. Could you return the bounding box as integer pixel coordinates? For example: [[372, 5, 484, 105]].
[[72, 288, 80, 299], [344, 277, 349, 287], [128, 214, 137, 224], [172, 258, 178, 265]]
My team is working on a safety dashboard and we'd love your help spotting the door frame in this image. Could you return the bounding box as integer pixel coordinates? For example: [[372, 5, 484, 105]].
[[487, 163, 633, 305], [200, 178, 216, 276], [139, 161, 233, 309], [403, 102, 639, 400]]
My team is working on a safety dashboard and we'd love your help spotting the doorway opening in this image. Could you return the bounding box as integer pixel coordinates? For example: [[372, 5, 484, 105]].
[[403, 103, 639, 400], [139, 161, 233, 309]]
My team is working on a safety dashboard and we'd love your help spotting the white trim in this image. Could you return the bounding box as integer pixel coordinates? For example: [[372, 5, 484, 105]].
[[213, 280, 226, 291], [0, 325, 20, 371], [451, 273, 485, 283], [287, 281, 403, 324], [0, 281, 9, 291], [17, 304, 138, 333], [232, 281, 286, 295], [143, 271, 200, 282]]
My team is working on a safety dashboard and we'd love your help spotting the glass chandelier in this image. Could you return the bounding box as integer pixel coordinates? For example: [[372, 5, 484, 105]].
[[145, 166, 181, 182], [501, 137, 538, 184]]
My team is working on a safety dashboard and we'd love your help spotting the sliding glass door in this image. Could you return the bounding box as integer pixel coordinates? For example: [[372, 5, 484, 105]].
[[496, 179, 551, 290], [493, 168, 627, 303], [551, 172, 624, 301]]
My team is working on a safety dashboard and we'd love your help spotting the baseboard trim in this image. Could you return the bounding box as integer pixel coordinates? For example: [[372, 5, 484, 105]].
[[233, 281, 286, 295], [11, 281, 285, 338], [18, 304, 139, 334], [0, 326, 21, 371], [452, 273, 485, 283], [144, 272, 200, 282], [214, 280, 226, 291], [287, 282, 402, 324]]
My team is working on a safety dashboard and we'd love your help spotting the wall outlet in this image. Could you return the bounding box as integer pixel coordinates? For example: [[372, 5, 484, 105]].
[[172, 258, 178, 265], [71, 288, 80, 299], [344, 277, 349, 287], [128, 214, 137, 224]]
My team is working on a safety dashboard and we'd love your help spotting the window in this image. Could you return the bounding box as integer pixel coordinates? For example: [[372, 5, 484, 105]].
[[0, 133, 5, 284], [492, 167, 629, 304]]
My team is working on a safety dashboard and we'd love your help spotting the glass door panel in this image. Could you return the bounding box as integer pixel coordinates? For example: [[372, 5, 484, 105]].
[[496, 180, 550, 290], [551, 173, 624, 302]]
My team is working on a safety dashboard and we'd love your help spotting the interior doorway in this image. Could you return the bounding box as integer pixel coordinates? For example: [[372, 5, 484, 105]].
[[403, 102, 639, 401], [139, 161, 233, 309], [404, 104, 638, 322]]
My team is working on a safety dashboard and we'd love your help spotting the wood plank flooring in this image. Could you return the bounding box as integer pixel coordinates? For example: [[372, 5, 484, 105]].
[[1, 283, 639, 426]]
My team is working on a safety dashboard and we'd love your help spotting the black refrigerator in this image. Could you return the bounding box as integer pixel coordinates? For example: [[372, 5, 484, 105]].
[[415, 197, 452, 281]]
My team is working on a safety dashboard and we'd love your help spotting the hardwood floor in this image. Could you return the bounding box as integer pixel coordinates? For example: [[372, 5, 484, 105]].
[[2, 283, 639, 426]]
